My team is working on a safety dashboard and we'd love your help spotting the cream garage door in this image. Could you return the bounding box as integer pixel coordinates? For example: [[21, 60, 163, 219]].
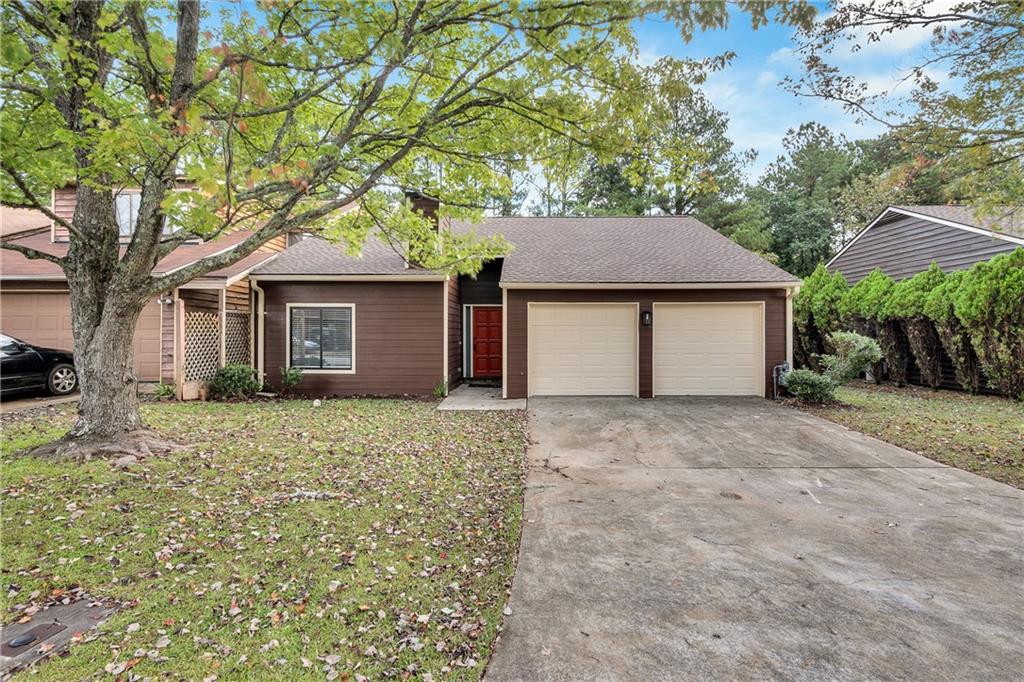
[[0, 291, 162, 381], [654, 302, 764, 396], [528, 303, 637, 396]]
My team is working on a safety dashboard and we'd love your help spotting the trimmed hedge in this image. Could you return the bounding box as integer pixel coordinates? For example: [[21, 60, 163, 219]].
[[793, 264, 848, 369], [795, 248, 1022, 398], [952, 248, 1024, 399], [923, 270, 982, 393], [850, 269, 911, 386], [884, 264, 946, 388]]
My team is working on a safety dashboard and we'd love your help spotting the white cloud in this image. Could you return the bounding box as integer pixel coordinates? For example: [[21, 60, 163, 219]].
[[767, 47, 797, 65], [756, 70, 778, 88]]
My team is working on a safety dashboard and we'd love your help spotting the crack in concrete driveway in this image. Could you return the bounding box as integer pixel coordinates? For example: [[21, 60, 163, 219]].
[[485, 397, 1024, 681]]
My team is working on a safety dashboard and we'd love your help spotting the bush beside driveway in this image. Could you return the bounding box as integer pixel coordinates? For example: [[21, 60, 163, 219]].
[[797, 382, 1024, 489], [0, 399, 526, 680]]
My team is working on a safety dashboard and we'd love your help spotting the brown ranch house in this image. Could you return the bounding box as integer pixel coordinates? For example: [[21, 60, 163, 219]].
[[3, 193, 800, 400], [250, 198, 800, 400]]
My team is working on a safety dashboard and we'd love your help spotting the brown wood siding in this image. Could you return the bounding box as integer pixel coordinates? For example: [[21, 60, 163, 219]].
[[505, 288, 787, 399], [226, 280, 250, 310], [262, 281, 444, 396], [52, 187, 76, 241], [178, 287, 248, 313], [263, 234, 288, 252], [830, 214, 1018, 283], [161, 293, 175, 382], [447, 278, 462, 386]]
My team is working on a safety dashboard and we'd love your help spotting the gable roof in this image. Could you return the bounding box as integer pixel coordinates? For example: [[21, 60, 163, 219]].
[[0, 229, 275, 284], [893, 205, 1024, 239], [251, 232, 444, 279], [253, 216, 799, 286], [828, 205, 1024, 270]]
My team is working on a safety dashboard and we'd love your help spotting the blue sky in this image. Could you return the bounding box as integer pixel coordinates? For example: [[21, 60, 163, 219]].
[[634, 3, 944, 180]]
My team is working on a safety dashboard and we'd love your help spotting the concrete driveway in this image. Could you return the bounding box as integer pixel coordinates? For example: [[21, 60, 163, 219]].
[[486, 398, 1024, 681]]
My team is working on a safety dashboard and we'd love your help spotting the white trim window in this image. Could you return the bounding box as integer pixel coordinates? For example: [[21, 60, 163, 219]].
[[287, 303, 355, 373], [113, 189, 185, 237], [114, 190, 143, 237]]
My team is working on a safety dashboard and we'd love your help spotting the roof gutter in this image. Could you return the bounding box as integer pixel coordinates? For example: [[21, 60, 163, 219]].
[[249, 273, 447, 282], [498, 281, 801, 290]]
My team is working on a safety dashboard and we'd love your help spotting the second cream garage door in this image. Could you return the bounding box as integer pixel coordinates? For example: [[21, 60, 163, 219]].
[[653, 302, 764, 396], [528, 303, 637, 396]]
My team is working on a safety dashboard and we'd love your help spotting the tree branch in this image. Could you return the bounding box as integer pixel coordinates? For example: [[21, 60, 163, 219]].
[[1, 161, 78, 235], [0, 239, 65, 266]]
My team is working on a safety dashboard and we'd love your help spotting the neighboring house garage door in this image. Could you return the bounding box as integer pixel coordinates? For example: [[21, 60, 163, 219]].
[[0, 291, 162, 381], [653, 302, 764, 396], [528, 303, 637, 396]]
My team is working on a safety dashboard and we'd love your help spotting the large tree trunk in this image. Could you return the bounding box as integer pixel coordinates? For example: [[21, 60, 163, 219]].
[[68, 297, 145, 438]]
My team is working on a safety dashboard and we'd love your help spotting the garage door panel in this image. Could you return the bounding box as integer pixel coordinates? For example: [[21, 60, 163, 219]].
[[529, 303, 636, 397], [1, 292, 163, 381], [654, 303, 763, 396]]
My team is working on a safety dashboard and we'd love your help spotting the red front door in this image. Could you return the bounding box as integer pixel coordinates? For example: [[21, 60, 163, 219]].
[[472, 306, 503, 377]]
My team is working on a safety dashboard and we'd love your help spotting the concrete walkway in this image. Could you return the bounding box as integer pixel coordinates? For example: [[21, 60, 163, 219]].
[[437, 384, 526, 411], [485, 397, 1024, 681]]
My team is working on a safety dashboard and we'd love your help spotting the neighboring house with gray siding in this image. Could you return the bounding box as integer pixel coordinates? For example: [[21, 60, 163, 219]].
[[827, 205, 1024, 283], [827, 205, 1022, 392]]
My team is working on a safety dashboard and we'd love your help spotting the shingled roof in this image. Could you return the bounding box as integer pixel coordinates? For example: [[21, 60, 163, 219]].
[[253, 216, 799, 285], [251, 233, 442, 277], [893, 205, 1024, 239]]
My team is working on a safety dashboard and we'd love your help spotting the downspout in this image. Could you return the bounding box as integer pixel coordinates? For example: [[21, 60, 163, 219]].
[[250, 279, 266, 387], [786, 285, 798, 369], [501, 286, 508, 399]]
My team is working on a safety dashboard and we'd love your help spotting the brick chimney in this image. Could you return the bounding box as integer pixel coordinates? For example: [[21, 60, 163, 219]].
[[405, 190, 439, 229]]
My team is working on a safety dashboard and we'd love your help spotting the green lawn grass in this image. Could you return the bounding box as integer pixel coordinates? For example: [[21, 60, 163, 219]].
[[0, 399, 526, 680], [799, 383, 1024, 489]]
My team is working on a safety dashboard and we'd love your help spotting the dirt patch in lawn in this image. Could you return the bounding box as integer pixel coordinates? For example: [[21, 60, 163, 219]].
[[796, 382, 1024, 489], [0, 399, 527, 680]]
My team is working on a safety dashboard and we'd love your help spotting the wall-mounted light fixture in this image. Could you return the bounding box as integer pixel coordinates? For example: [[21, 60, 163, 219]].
[[641, 310, 652, 326]]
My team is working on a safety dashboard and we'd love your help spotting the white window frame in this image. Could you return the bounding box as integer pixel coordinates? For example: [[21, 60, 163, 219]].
[[112, 187, 196, 240], [285, 303, 356, 374]]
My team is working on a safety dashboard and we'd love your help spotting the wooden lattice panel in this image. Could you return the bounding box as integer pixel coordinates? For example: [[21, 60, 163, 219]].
[[184, 310, 220, 381], [225, 311, 250, 366]]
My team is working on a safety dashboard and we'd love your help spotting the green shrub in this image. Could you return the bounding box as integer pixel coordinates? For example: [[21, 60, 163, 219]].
[[208, 364, 260, 400], [838, 268, 892, 322], [793, 265, 848, 369], [820, 331, 882, 384], [809, 267, 848, 341], [153, 381, 176, 399], [953, 248, 1024, 399], [784, 368, 836, 403], [882, 263, 945, 319], [433, 380, 448, 399], [793, 269, 824, 370], [280, 366, 303, 396], [923, 270, 982, 393], [839, 269, 910, 385], [884, 264, 946, 388]]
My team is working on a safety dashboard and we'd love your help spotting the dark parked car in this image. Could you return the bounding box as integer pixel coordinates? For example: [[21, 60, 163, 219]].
[[0, 333, 78, 397]]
